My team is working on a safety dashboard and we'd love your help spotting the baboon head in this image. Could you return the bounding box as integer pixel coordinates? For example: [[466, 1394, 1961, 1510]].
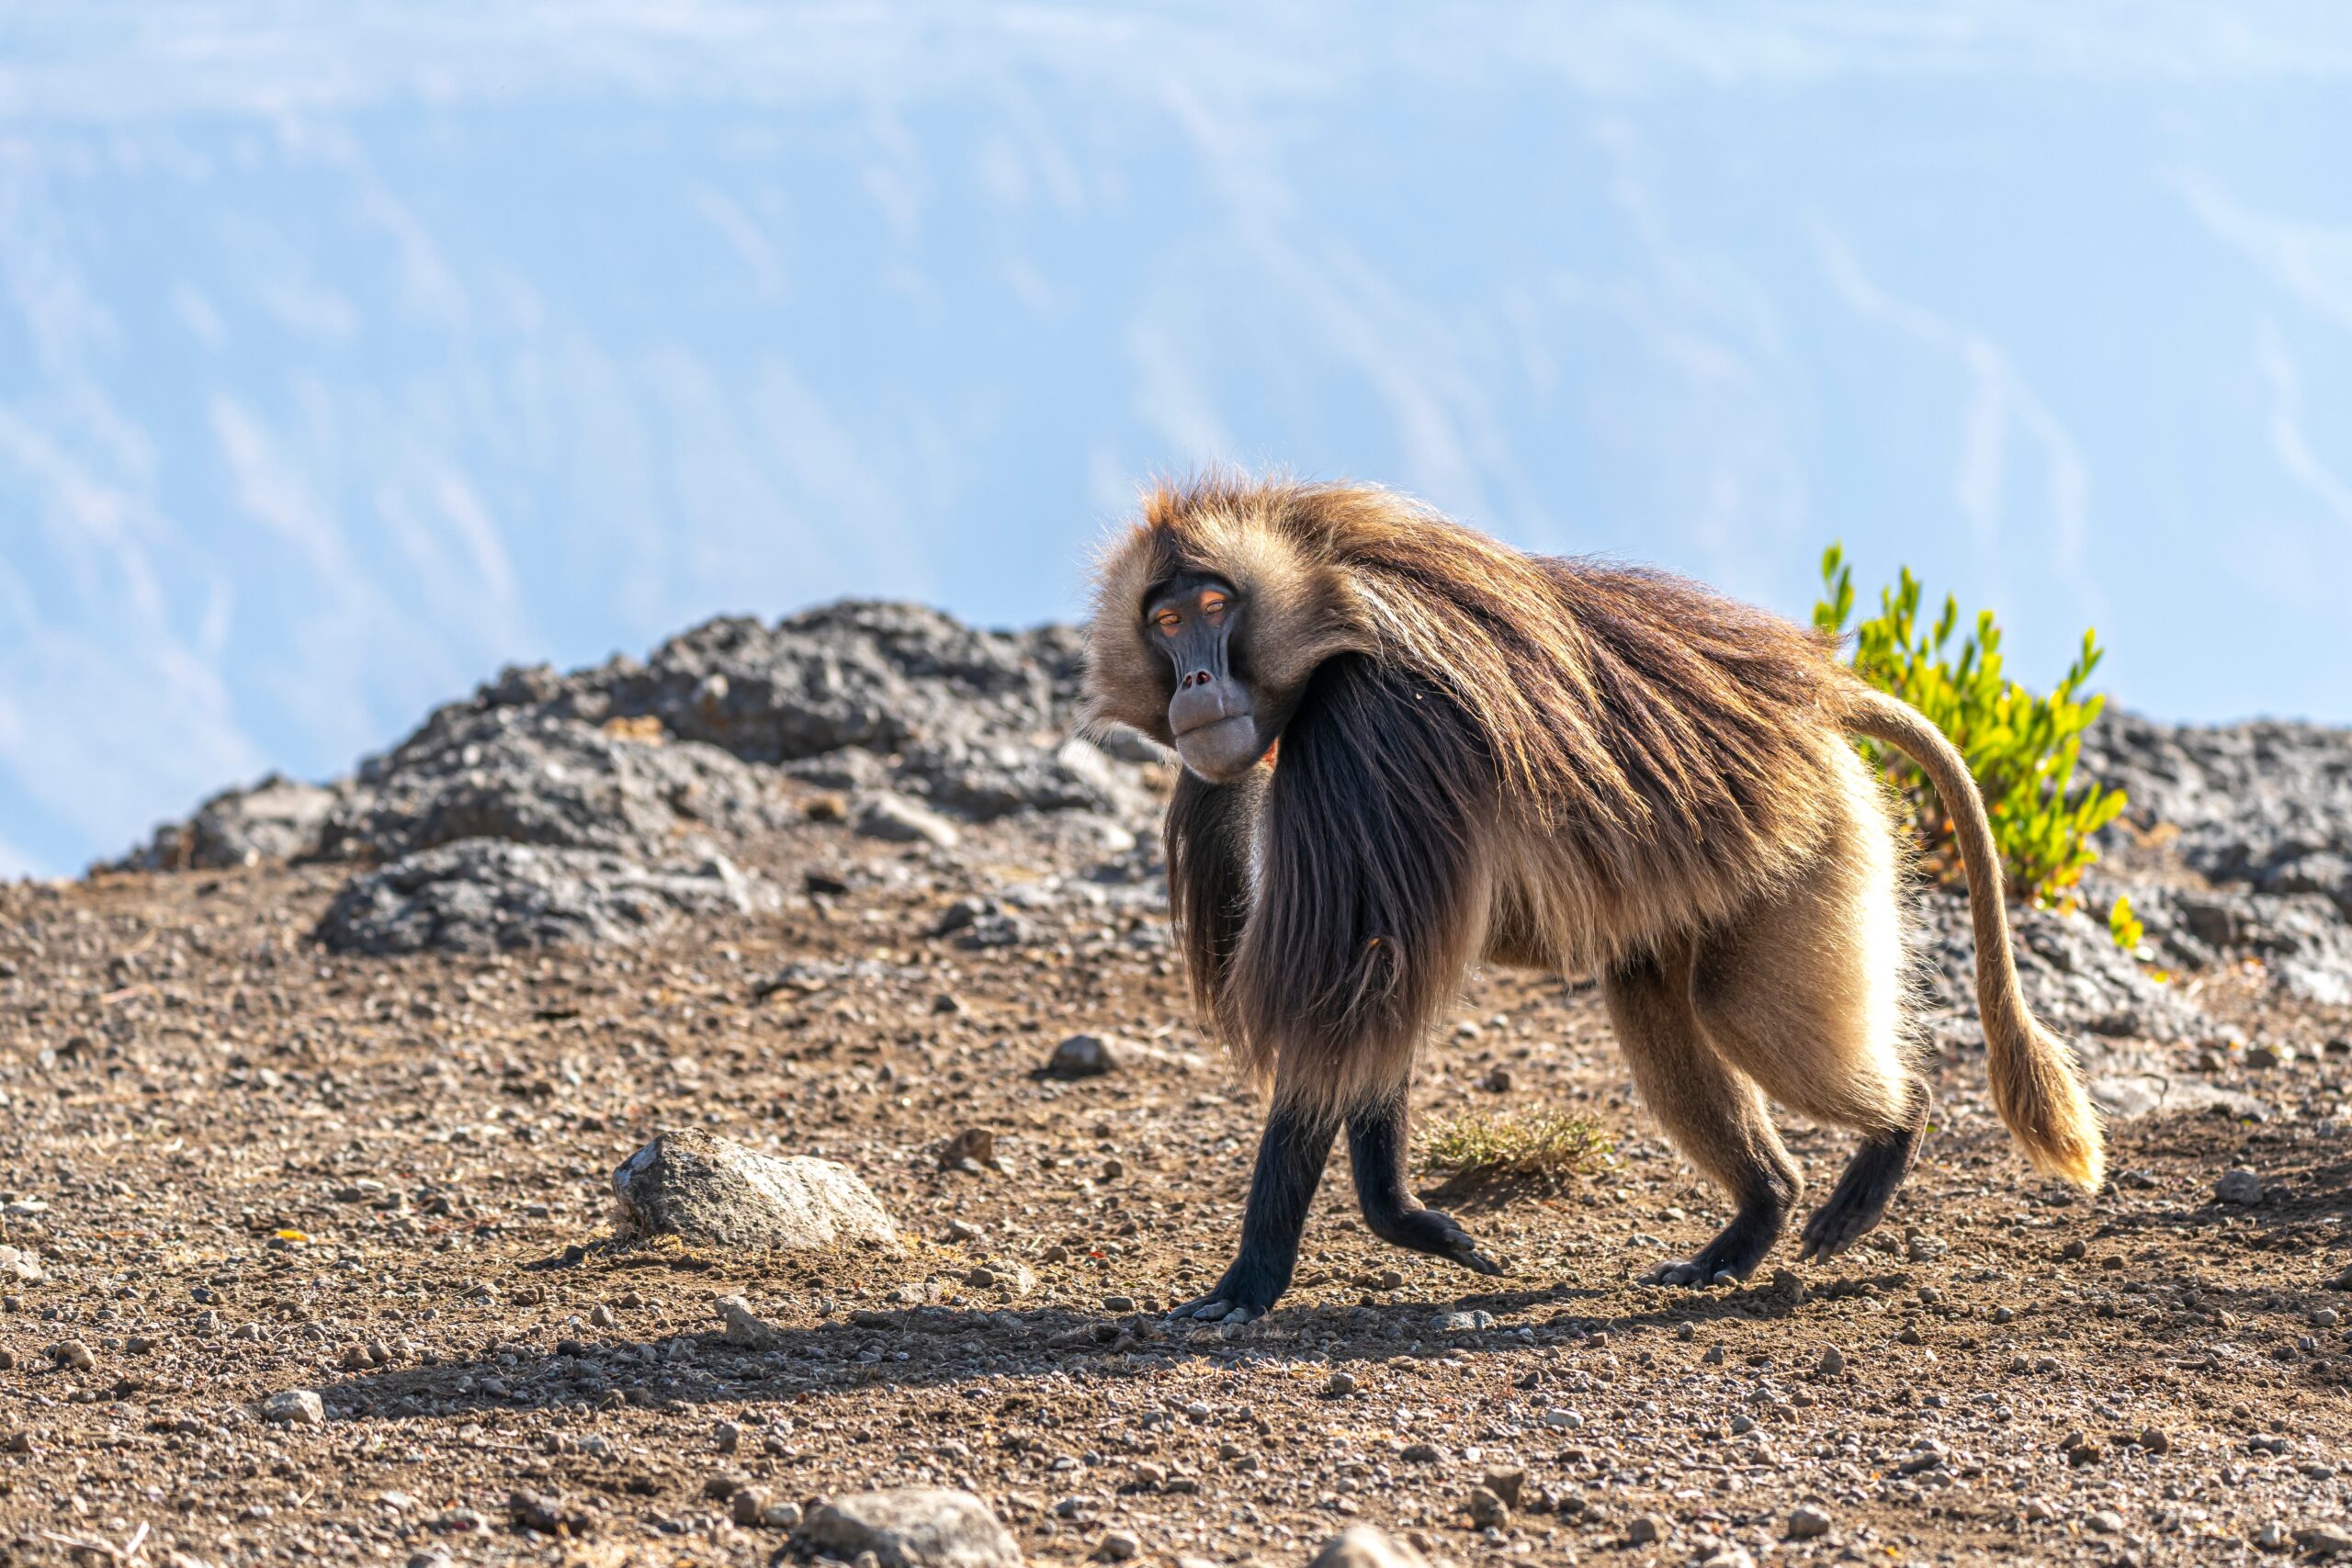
[[1084, 479, 1369, 783]]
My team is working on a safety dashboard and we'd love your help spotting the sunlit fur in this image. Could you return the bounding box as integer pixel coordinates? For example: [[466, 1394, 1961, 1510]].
[[1083, 475, 2104, 1198]]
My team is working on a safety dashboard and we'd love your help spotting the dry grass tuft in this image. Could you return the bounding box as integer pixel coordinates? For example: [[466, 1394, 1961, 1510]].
[[1416, 1109, 1609, 1184]]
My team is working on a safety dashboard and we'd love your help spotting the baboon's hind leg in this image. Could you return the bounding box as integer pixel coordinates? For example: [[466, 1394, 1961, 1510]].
[[1347, 1094, 1504, 1278], [1797, 1079, 1929, 1261], [1690, 773, 1928, 1264], [1602, 938, 1801, 1287]]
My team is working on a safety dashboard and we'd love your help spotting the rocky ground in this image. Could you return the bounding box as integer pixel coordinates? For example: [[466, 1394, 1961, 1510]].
[[7, 602, 2352, 1568]]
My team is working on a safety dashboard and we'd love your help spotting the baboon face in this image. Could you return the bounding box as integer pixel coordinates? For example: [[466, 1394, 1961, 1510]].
[[1086, 484, 1369, 777], [1143, 571, 1264, 780]]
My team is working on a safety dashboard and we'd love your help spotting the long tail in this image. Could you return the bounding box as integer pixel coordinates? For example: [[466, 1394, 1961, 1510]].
[[1845, 687, 2106, 1190]]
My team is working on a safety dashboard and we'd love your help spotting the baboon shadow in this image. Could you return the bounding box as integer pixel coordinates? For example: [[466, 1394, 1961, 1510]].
[[322, 1268, 1852, 1427]]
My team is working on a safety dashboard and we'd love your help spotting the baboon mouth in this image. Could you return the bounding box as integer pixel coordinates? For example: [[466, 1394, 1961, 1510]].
[[1171, 711, 1249, 739], [1171, 713, 1261, 777]]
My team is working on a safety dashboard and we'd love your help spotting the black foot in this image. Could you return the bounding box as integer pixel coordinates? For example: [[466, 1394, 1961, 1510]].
[[1799, 1123, 1924, 1263], [1374, 1206, 1507, 1277], [1645, 1200, 1788, 1288], [1167, 1259, 1285, 1325]]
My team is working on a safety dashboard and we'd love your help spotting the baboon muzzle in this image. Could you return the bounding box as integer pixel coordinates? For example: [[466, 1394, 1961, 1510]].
[[1159, 595, 1261, 779]]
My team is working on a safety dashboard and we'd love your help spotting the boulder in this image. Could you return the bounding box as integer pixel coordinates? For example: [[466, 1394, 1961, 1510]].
[[119, 773, 339, 869], [794, 1488, 1022, 1568], [1308, 1527, 1431, 1568], [612, 1128, 898, 1249], [313, 840, 769, 954], [318, 707, 785, 863]]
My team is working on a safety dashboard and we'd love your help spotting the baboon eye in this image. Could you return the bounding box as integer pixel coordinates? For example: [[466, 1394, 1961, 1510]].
[[1199, 591, 1227, 622], [1151, 609, 1182, 637]]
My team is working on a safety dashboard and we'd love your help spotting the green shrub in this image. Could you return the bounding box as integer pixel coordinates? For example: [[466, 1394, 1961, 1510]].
[[1813, 544, 2128, 915]]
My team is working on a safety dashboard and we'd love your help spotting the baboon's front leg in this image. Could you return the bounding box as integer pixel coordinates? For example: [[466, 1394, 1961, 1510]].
[[1347, 1094, 1505, 1276], [1168, 1107, 1335, 1325]]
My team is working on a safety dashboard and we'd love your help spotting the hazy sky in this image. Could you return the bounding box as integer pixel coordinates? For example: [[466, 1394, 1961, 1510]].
[[5, 3, 2351, 876]]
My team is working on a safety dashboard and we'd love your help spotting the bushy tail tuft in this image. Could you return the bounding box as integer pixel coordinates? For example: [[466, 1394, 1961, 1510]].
[[1846, 688, 2105, 1190]]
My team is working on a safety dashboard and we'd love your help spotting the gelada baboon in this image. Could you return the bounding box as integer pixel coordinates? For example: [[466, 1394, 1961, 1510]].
[[1082, 476, 2103, 1323]]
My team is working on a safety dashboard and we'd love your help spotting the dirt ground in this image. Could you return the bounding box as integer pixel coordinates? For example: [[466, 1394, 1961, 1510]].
[[5, 814, 2350, 1568]]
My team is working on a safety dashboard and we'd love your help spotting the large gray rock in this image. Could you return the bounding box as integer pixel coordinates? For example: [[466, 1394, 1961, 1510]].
[[119, 773, 339, 870], [794, 1489, 1021, 1568], [1308, 1527, 1431, 1568], [0, 1246, 50, 1284], [2088, 1063, 2269, 1122], [319, 707, 786, 862], [612, 1128, 898, 1250], [314, 840, 769, 954]]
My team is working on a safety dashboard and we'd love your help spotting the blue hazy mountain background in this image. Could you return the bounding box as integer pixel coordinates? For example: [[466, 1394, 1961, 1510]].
[[5, 4, 2351, 877]]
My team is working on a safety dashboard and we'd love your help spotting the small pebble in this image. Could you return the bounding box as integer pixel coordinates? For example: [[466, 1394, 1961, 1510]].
[[262, 1389, 326, 1427], [2215, 1168, 2265, 1205], [1787, 1505, 1832, 1540], [1045, 1034, 1118, 1079], [1815, 1346, 1845, 1376]]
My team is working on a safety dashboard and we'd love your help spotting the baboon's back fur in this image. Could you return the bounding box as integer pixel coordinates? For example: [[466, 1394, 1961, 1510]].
[[1085, 475, 2103, 1190]]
